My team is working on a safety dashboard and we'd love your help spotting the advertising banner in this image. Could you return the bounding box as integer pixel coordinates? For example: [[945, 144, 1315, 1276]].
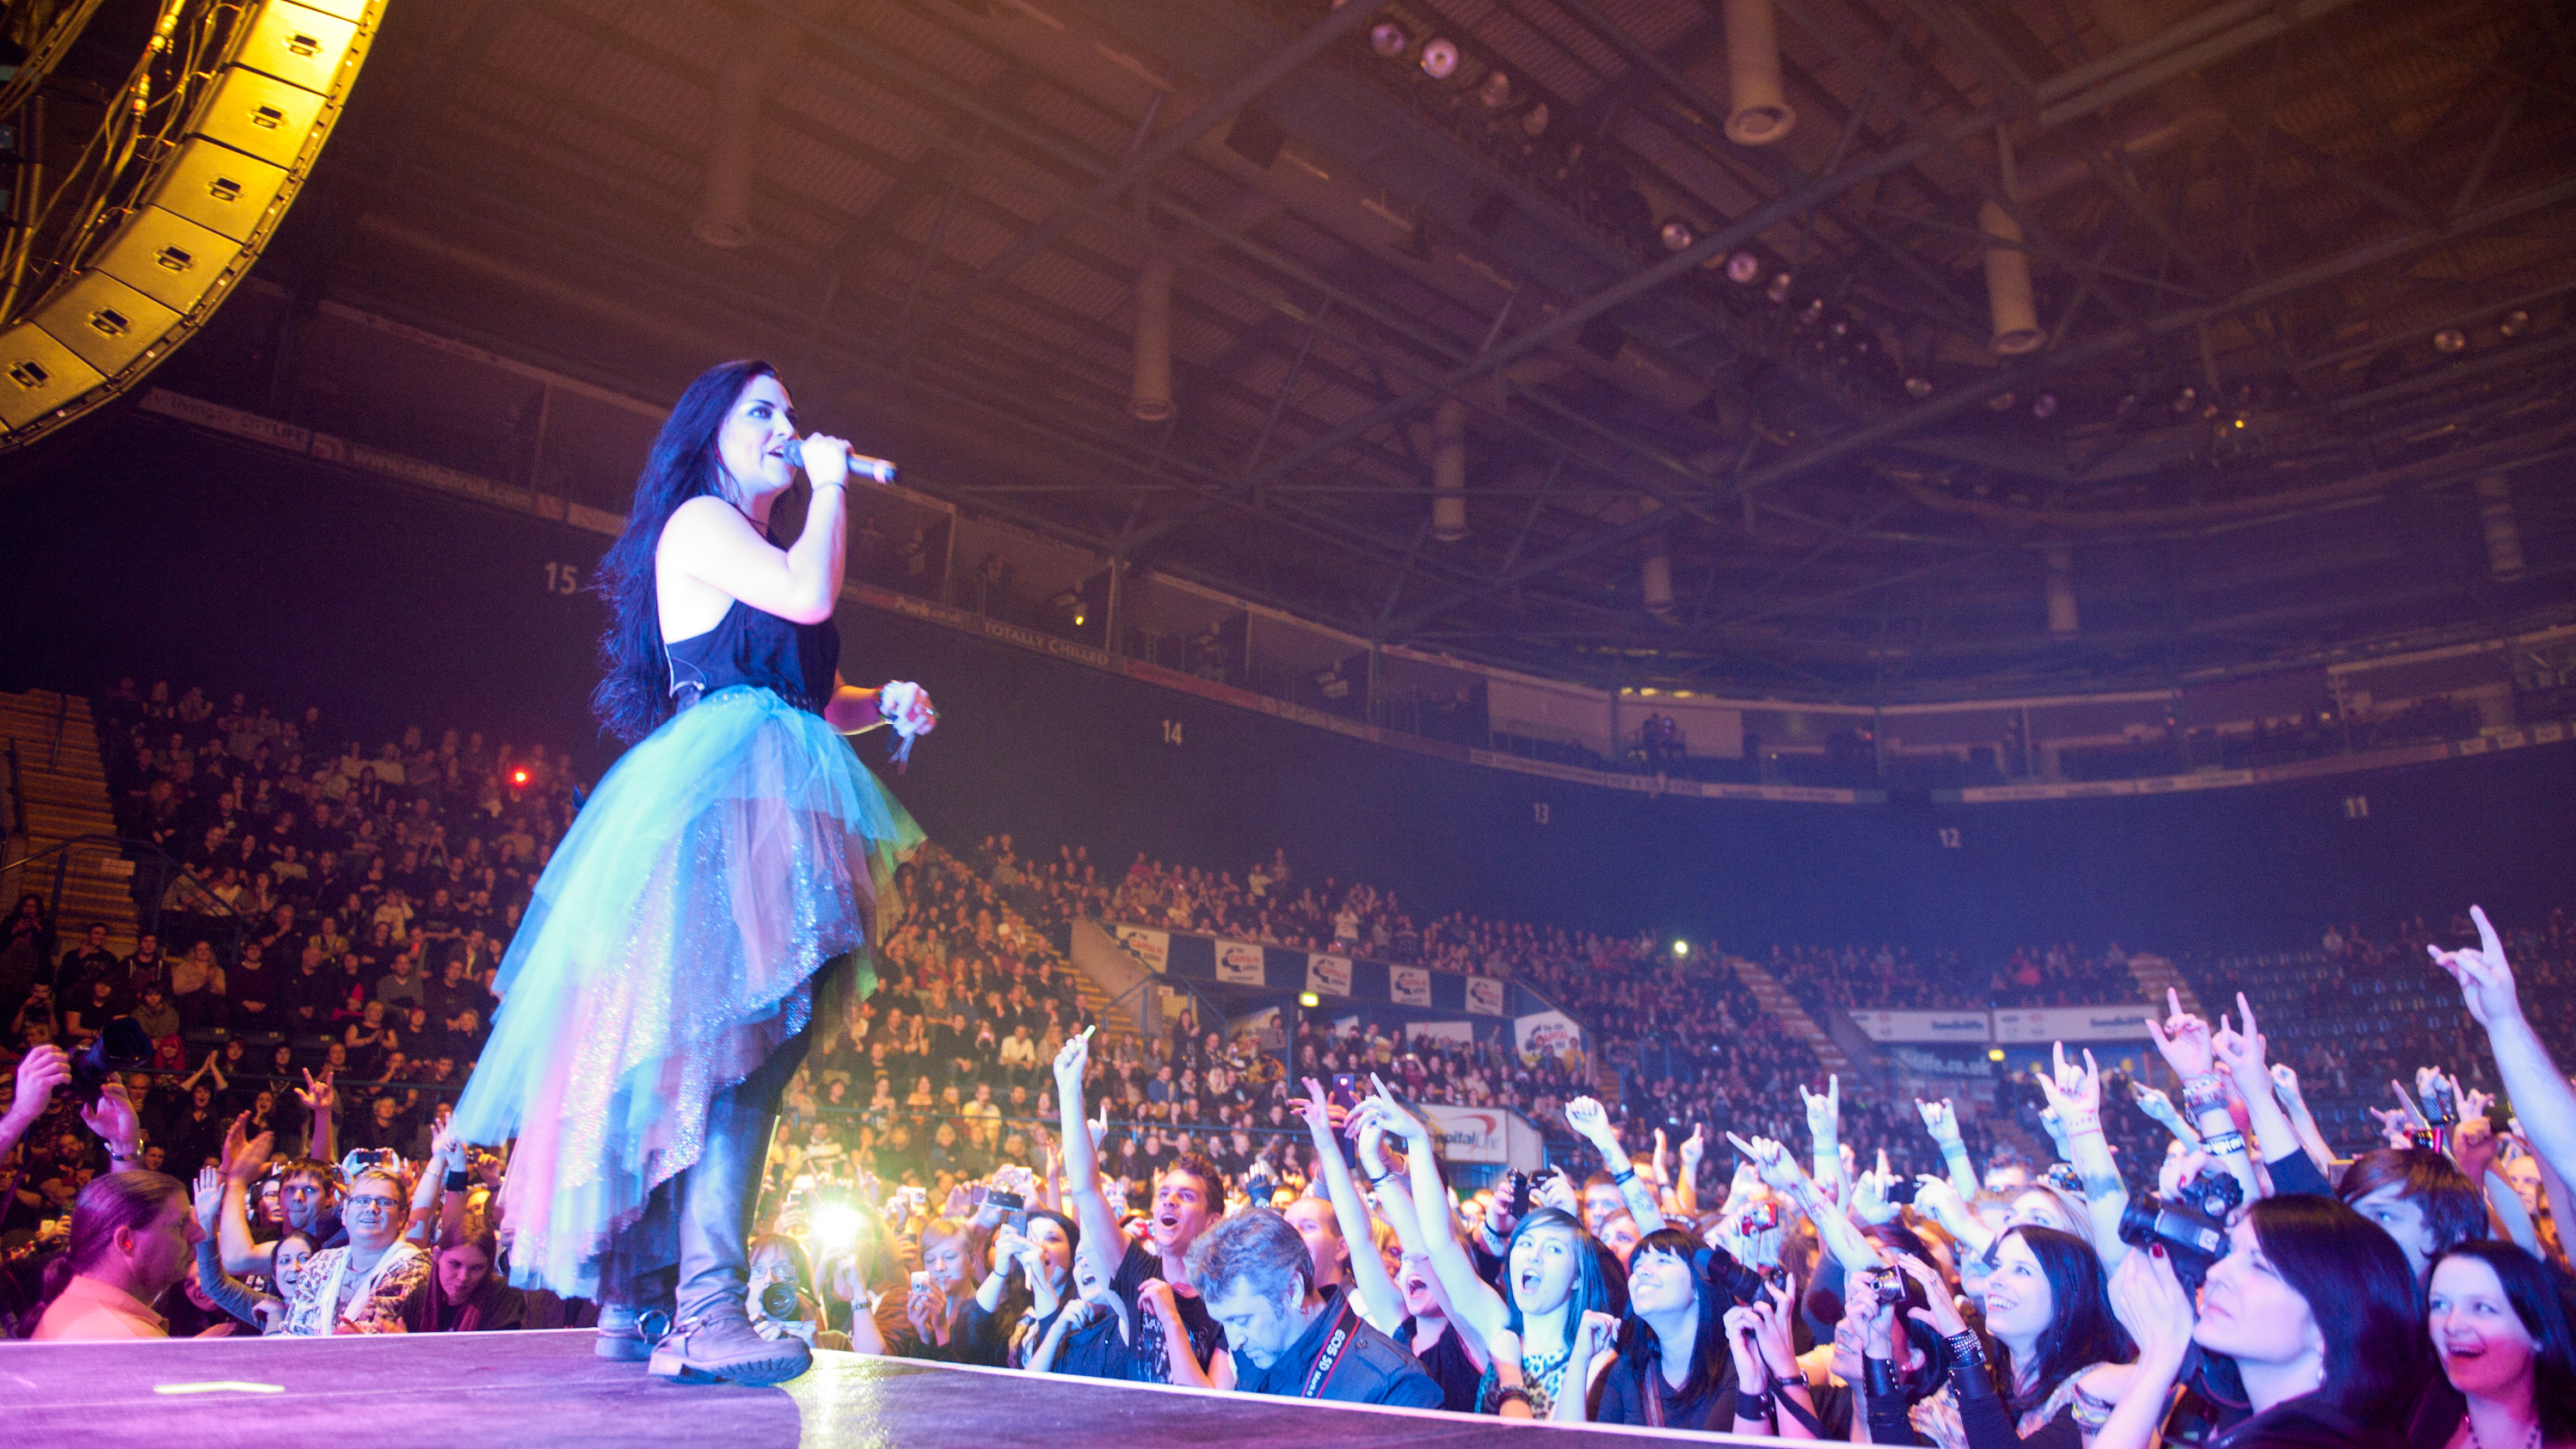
[[1405, 1021, 1473, 1046], [1114, 925, 1169, 972], [1389, 965, 1433, 1007], [1991, 1004, 2155, 1043], [1306, 954, 1353, 997], [1514, 1010, 1584, 1057], [1849, 1010, 1993, 1044], [1464, 975, 1506, 1016], [1422, 1104, 1512, 1163], [1215, 941, 1268, 985]]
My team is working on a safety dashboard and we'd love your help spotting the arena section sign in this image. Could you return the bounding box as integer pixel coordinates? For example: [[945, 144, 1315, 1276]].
[[1991, 1004, 2155, 1043], [1849, 1010, 1993, 1044]]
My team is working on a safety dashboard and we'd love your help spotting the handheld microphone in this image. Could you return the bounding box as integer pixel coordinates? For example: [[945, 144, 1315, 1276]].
[[784, 438, 898, 485]]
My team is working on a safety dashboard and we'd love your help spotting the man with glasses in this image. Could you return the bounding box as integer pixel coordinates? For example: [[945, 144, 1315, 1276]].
[[219, 1127, 425, 1334]]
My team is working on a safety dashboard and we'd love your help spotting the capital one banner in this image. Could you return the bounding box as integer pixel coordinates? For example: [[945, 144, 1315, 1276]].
[[1113, 925, 1169, 972], [1306, 954, 1353, 997], [1850, 1010, 1992, 1044], [1215, 941, 1268, 985], [1991, 1004, 2155, 1044], [1389, 965, 1432, 1007], [1422, 1103, 1511, 1163], [1464, 975, 1506, 1017]]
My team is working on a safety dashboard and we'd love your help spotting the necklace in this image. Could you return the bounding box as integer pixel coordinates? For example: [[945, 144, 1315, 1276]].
[[2466, 1418, 2541, 1449]]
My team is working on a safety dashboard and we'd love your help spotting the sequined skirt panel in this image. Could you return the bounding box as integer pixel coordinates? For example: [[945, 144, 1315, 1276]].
[[452, 685, 922, 1295]]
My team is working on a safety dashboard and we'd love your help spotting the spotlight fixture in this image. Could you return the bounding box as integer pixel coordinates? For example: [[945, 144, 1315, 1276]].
[[2499, 309, 2530, 337], [2434, 327, 2468, 353], [2170, 385, 2198, 414], [1658, 218, 1694, 252], [1521, 101, 1550, 136], [1479, 70, 1512, 107], [1421, 38, 1460, 78], [2031, 392, 2058, 419], [1725, 250, 1762, 283], [1369, 21, 1406, 57], [1903, 376, 1933, 398], [1798, 298, 1825, 325]]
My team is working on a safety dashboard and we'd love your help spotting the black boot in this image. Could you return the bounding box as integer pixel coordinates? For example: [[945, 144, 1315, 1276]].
[[649, 1026, 812, 1386]]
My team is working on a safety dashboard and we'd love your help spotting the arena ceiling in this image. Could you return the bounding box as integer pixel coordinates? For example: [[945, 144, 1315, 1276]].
[[243, 0, 2576, 698]]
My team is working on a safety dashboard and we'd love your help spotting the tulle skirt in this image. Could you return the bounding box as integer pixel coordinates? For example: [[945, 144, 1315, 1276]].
[[452, 685, 921, 1295]]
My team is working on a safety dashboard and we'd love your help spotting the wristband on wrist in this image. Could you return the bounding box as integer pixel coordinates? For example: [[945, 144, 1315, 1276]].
[[1943, 1329, 1985, 1368], [444, 1169, 470, 1192], [1494, 1386, 1534, 1411], [1863, 1355, 1905, 1398], [2181, 1073, 2228, 1108], [1735, 1389, 1774, 1420], [1774, 1372, 1806, 1388], [1613, 1167, 1637, 1185], [2201, 1130, 2248, 1157]]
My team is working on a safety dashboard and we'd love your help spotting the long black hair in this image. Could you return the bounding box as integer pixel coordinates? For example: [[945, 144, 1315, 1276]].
[[2204, 1194, 2432, 1424], [2427, 1240, 2576, 1440], [1987, 1225, 2136, 1413], [1616, 1228, 1735, 1408], [591, 359, 778, 743]]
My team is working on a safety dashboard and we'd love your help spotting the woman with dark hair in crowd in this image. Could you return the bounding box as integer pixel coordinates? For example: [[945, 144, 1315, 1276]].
[[2339, 1147, 2493, 1282], [960, 1207, 1079, 1367], [1580, 1226, 1744, 1429], [2101, 1193, 2435, 1449], [1887, 1225, 2138, 1449], [2418, 1241, 2576, 1449], [451, 359, 931, 1386]]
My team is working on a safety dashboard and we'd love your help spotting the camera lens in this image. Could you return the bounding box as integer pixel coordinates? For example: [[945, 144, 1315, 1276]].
[[758, 1281, 800, 1319]]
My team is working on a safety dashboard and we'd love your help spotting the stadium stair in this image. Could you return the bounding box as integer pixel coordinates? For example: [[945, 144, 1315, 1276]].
[[2122, 951, 2203, 1017], [1725, 955, 1852, 1078], [0, 691, 138, 954]]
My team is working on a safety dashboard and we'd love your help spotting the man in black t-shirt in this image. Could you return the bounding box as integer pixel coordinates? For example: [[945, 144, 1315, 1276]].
[[56, 924, 120, 992]]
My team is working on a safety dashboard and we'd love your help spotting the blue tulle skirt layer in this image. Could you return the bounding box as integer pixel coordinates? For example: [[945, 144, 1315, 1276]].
[[452, 685, 921, 1295]]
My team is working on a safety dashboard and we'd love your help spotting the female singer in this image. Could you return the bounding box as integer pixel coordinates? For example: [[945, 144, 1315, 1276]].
[[453, 359, 931, 1386]]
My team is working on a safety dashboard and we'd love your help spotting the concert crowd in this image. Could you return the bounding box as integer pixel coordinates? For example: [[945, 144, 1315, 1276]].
[[0, 678, 2570, 1449]]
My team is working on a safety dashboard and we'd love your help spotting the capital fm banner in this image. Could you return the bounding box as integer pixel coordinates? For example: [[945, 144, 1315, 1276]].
[[1464, 975, 1506, 1016], [1306, 954, 1353, 997], [1112, 925, 1169, 972], [1215, 940, 1268, 985]]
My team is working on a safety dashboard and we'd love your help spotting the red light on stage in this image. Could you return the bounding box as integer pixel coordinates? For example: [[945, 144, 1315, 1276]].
[[511, 769, 530, 786]]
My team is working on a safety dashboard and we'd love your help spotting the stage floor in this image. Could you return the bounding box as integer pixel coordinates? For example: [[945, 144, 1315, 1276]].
[[5, 1328, 1793, 1446]]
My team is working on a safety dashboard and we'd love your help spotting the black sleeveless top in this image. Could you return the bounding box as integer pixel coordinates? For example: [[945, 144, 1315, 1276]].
[[664, 599, 838, 715]]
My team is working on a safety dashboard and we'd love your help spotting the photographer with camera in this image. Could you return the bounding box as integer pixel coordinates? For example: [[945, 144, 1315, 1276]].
[[745, 1233, 845, 1350], [2098, 1192, 2433, 1449]]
